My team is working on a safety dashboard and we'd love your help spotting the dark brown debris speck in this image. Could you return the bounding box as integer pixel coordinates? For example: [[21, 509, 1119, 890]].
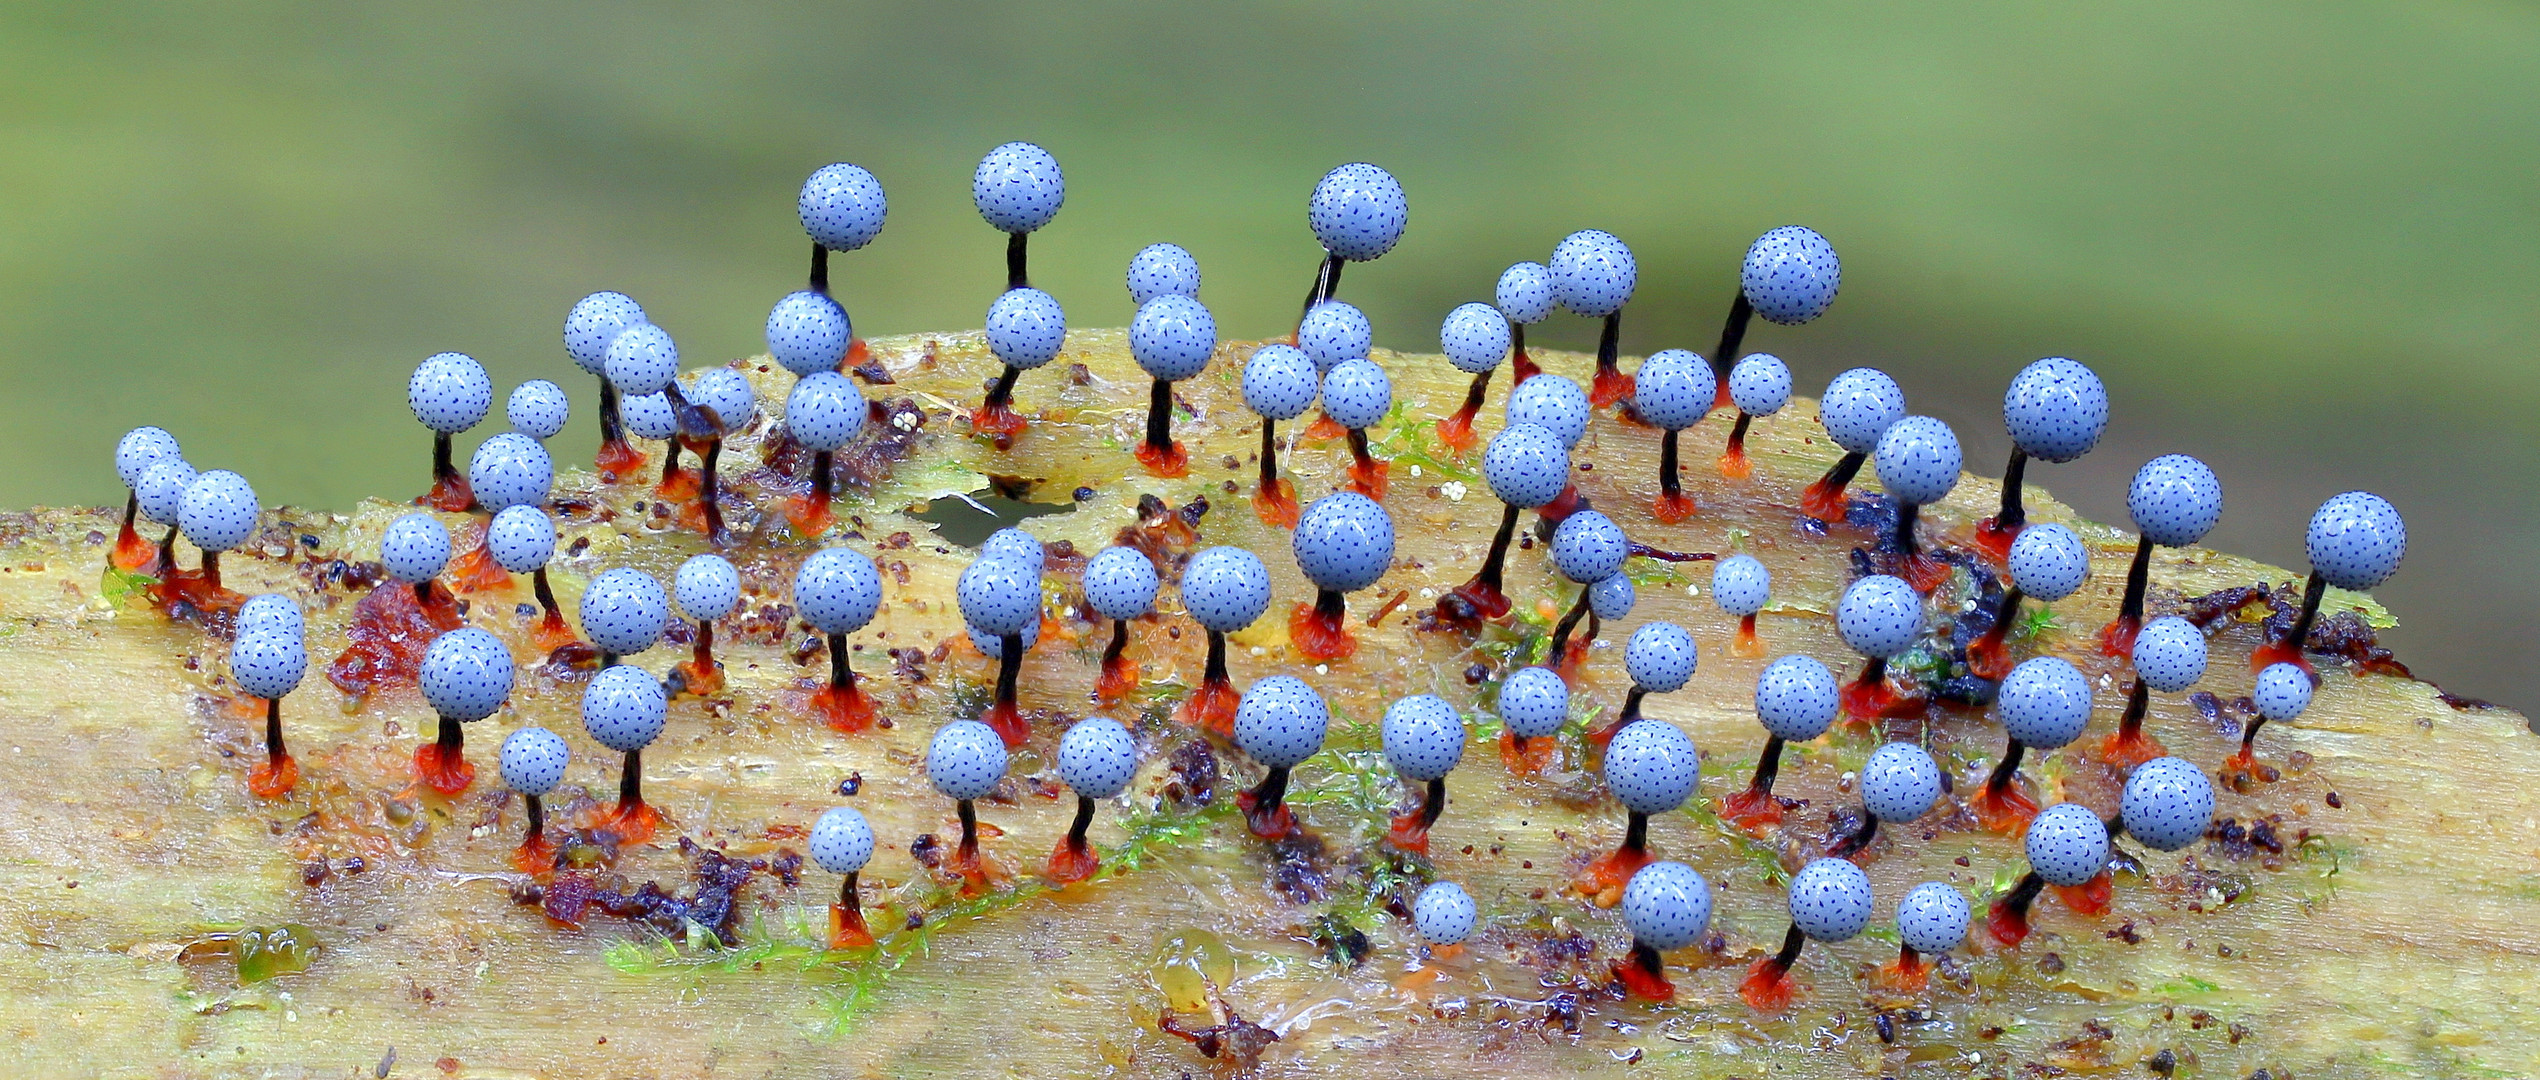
[[1159, 1001, 1279, 1072], [1163, 739, 1219, 810]]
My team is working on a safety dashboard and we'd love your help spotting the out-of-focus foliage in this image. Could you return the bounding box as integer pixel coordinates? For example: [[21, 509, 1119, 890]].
[[4, 3, 2532, 702]]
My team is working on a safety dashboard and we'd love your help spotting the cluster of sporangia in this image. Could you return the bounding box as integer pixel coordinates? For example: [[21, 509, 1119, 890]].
[[111, 143, 2411, 1012]]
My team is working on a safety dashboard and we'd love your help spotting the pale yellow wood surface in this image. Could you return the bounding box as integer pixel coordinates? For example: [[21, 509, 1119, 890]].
[[0, 330, 2526, 1078]]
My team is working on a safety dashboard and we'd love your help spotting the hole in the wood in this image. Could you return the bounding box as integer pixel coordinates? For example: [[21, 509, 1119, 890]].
[[911, 488, 1075, 547]]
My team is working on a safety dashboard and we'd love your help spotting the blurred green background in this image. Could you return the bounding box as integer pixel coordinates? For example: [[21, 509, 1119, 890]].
[[6, 4, 2533, 709]]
